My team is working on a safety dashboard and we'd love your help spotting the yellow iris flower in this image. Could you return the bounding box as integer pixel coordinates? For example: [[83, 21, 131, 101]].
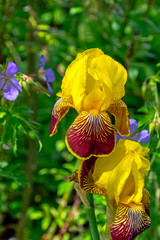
[[78, 139, 151, 240], [50, 48, 130, 159]]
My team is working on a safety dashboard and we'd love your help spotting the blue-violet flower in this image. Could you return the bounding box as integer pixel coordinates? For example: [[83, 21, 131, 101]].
[[39, 55, 55, 93], [0, 62, 22, 101], [116, 118, 150, 143]]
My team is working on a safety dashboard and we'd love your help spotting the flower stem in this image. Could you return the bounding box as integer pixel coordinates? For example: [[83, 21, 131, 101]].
[[86, 193, 100, 240]]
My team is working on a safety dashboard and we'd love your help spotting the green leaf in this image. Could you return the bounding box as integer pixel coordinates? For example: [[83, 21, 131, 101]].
[[41, 216, 51, 230], [70, 7, 83, 15], [0, 112, 6, 118], [50, 208, 58, 218], [41, 203, 50, 214], [30, 211, 43, 220], [57, 181, 70, 196], [0, 163, 28, 186]]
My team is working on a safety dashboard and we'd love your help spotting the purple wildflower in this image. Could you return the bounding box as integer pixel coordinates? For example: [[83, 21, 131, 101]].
[[116, 118, 150, 143], [0, 62, 22, 101], [39, 55, 55, 93]]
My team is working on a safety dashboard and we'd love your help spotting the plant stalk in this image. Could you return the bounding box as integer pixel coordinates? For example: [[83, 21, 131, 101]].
[[86, 193, 100, 240]]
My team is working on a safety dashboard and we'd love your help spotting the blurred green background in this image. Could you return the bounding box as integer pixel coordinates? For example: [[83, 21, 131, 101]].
[[0, 0, 160, 239]]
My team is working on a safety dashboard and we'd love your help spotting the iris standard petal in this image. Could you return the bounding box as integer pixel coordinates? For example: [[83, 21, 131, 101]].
[[3, 82, 19, 101], [132, 130, 150, 143], [65, 112, 115, 159], [40, 55, 45, 68], [130, 119, 138, 135], [90, 55, 113, 108], [49, 98, 74, 136], [91, 54, 127, 108], [110, 192, 151, 240], [0, 78, 5, 90], [11, 77, 22, 92], [106, 154, 133, 204], [119, 157, 148, 205], [61, 54, 87, 109], [0, 73, 3, 78], [45, 68, 55, 82], [108, 99, 130, 136], [6, 62, 19, 76]]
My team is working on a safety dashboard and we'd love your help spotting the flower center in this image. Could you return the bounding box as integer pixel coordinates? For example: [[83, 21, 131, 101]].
[[82, 87, 104, 114]]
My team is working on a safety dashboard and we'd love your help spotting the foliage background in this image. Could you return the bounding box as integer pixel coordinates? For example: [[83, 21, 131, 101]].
[[0, 0, 160, 239]]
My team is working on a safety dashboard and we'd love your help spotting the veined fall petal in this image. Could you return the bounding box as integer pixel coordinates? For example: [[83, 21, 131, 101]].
[[50, 48, 129, 159], [110, 189, 151, 240], [65, 112, 115, 159]]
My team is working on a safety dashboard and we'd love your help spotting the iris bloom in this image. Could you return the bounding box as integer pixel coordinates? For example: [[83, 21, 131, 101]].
[[116, 118, 150, 143], [39, 55, 55, 93], [78, 139, 151, 240], [0, 62, 22, 101], [50, 48, 130, 159]]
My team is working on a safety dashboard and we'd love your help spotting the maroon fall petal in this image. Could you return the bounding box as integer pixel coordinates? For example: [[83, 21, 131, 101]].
[[110, 202, 151, 240], [65, 112, 115, 159]]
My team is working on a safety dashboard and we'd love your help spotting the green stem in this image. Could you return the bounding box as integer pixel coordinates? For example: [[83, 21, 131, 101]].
[[86, 193, 100, 240], [154, 82, 159, 108]]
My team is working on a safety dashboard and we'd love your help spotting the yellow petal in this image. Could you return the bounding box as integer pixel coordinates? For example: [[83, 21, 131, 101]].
[[102, 150, 133, 204], [101, 140, 150, 205], [60, 48, 127, 113], [61, 55, 87, 110], [119, 159, 145, 205], [124, 139, 150, 158], [61, 48, 104, 110], [89, 55, 113, 109], [108, 99, 130, 136], [78, 139, 150, 206], [82, 86, 104, 113], [91, 54, 127, 107]]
